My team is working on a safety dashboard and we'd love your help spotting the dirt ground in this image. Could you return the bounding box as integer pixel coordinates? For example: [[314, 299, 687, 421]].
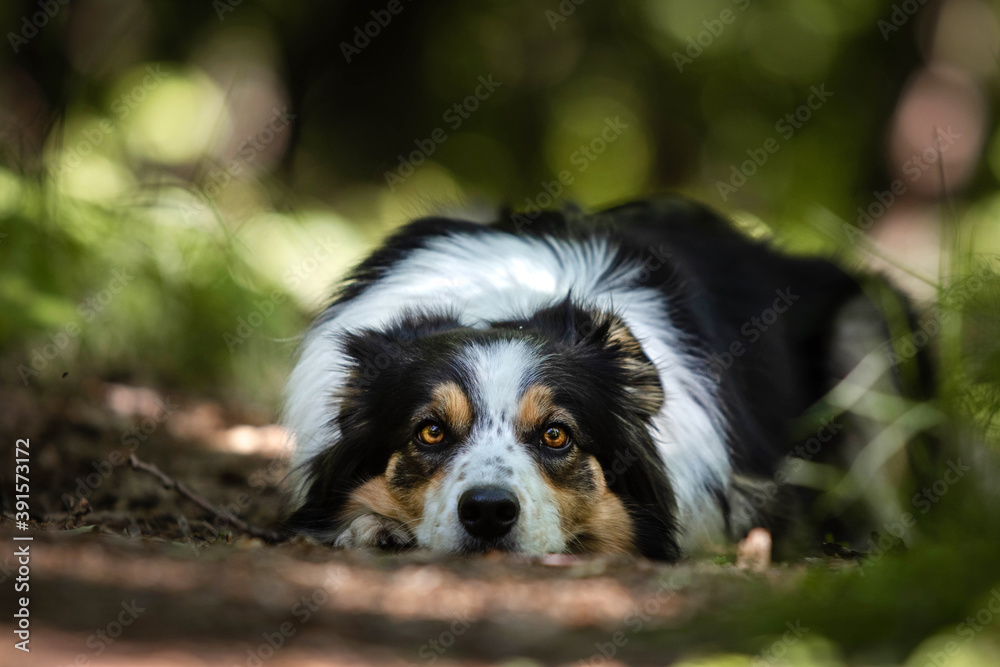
[[0, 377, 958, 667]]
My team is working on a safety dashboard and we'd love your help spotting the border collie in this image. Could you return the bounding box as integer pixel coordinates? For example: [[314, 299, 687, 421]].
[[281, 198, 924, 560]]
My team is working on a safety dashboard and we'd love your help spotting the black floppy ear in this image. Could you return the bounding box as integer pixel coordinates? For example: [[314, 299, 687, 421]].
[[588, 312, 665, 417], [342, 328, 399, 365], [340, 328, 412, 391], [341, 311, 464, 384]]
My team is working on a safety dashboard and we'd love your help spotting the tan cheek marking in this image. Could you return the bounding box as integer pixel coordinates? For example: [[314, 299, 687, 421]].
[[432, 382, 472, 432], [343, 452, 449, 529], [341, 473, 413, 525], [546, 455, 636, 555], [578, 486, 636, 555]]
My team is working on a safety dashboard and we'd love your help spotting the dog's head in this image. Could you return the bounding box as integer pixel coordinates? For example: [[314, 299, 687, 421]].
[[286, 299, 680, 558]]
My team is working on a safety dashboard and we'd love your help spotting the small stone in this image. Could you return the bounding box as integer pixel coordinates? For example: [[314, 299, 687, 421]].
[[736, 527, 772, 572]]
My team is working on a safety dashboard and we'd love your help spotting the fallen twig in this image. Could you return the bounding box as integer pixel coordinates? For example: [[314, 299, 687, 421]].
[[129, 454, 284, 543], [821, 541, 866, 560]]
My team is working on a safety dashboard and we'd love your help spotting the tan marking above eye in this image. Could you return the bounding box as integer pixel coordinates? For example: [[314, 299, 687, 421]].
[[431, 382, 472, 432], [517, 384, 577, 444], [542, 425, 568, 448], [517, 384, 554, 427], [418, 422, 445, 445], [544, 454, 636, 555]]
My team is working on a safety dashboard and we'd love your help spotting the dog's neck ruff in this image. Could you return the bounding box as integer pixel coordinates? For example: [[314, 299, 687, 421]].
[[283, 230, 731, 551]]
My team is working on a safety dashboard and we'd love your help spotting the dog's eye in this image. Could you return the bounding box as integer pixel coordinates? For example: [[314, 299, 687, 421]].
[[541, 425, 569, 449], [417, 421, 445, 445]]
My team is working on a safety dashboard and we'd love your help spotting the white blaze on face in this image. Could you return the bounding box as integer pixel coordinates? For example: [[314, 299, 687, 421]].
[[414, 339, 566, 555]]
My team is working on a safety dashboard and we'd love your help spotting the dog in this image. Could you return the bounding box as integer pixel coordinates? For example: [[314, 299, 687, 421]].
[[280, 198, 928, 560]]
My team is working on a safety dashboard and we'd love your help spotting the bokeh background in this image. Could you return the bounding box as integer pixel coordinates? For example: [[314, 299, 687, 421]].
[[2, 0, 999, 407], [4, 1, 1000, 666]]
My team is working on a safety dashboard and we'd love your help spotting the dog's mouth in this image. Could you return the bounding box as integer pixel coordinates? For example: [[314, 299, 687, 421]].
[[458, 535, 519, 555]]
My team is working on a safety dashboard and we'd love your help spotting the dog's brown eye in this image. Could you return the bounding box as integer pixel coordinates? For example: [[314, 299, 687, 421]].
[[541, 425, 569, 449], [418, 422, 445, 445]]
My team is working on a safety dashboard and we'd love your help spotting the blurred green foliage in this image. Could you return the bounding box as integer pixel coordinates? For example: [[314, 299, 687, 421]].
[[1, 0, 998, 406], [1, 2, 1000, 665]]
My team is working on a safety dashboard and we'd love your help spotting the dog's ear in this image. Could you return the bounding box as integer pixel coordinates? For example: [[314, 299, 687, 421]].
[[508, 298, 665, 416], [580, 310, 665, 417], [342, 311, 464, 379], [340, 327, 412, 394], [593, 313, 665, 416]]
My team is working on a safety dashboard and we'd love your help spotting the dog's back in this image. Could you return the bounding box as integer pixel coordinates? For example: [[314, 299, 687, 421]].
[[282, 198, 931, 557], [506, 198, 930, 550]]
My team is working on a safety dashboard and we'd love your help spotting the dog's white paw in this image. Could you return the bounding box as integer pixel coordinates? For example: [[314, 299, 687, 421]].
[[334, 514, 414, 550]]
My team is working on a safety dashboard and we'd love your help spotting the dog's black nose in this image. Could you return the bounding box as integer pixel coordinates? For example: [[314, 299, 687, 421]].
[[458, 486, 519, 539]]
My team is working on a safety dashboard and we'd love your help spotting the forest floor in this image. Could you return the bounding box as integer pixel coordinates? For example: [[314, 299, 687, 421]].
[[1, 377, 998, 667]]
